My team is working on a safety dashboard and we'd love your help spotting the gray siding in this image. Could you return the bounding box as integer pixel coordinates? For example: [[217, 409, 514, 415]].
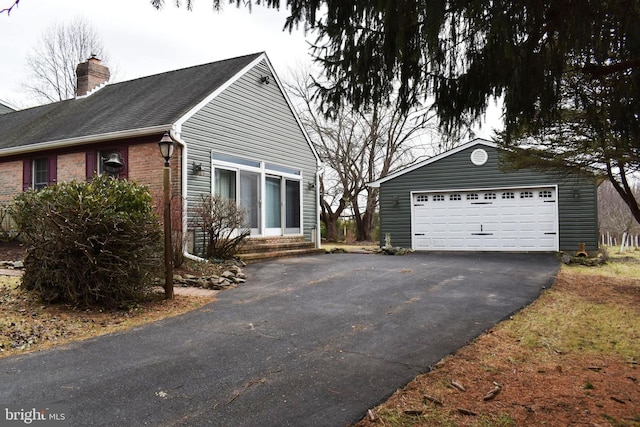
[[0, 103, 13, 115], [379, 144, 598, 253], [181, 59, 318, 249]]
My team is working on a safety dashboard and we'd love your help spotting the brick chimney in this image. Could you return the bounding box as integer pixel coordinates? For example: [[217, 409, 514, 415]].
[[76, 54, 110, 97]]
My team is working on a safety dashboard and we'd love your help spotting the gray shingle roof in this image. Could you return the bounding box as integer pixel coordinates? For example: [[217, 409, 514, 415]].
[[0, 52, 263, 152]]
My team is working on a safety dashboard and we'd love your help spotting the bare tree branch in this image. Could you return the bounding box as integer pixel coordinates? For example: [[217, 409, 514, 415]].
[[0, 0, 20, 15], [22, 18, 110, 103]]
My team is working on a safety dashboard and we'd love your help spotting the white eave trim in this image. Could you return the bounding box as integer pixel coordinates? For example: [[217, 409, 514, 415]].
[[173, 52, 322, 166], [174, 53, 266, 129], [0, 125, 173, 157], [368, 138, 497, 188]]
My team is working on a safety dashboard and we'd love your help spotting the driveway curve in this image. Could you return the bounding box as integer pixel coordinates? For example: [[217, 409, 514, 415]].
[[0, 252, 558, 426]]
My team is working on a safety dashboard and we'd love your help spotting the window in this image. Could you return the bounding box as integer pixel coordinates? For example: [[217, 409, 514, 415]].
[[32, 158, 49, 190], [416, 195, 428, 202], [501, 192, 515, 199], [211, 153, 302, 236], [214, 168, 237, 200], [23, 157, 56, 191], [86, 147, 127, 180], [450, 194, 461, 201], [466, 193, 479, 200], [484, 193, 497, 200], [97, 149, 125, 177], [520, 191, 533, 198], [539, 190, 553, 198], [433, 194, 445, 201]]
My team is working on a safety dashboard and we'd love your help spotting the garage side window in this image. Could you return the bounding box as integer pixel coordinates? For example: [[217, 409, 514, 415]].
[[450, 194, 461, 201], [501, 192, 515, 199], [484, 193, 497, 200], [520, 191, 533, 198], [466, 193, 479, 200], [433, 194, 445, 201], [416, 195, 428, 202], [539, 190, 553, 198]]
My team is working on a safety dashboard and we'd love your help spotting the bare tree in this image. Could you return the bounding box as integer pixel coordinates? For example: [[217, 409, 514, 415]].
[[285, 66, 444, 242], [599, 180, 640, 244], [23, 18, 110, 103]]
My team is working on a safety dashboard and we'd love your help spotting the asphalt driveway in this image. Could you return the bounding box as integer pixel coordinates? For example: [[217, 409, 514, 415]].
[[0, 252, 558, 426]]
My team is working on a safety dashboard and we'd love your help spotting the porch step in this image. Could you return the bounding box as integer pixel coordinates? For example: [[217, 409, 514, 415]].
[[237, 237, 324, 263], [238, 247, 326, 263]]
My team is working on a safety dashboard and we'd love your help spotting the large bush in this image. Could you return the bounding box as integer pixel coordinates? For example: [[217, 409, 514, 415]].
[[11, 175, 162, 308]]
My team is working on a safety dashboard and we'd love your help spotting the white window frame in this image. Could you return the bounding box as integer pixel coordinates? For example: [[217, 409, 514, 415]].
[[211, 152, 303, 237]]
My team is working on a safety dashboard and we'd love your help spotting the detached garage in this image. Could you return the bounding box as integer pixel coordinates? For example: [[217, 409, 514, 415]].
[[369, 139, 599, 254]]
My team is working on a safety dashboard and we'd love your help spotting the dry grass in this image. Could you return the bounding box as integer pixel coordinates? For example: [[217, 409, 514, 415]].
[[353, 256, 640, 427], [0, 276, 215, 358]]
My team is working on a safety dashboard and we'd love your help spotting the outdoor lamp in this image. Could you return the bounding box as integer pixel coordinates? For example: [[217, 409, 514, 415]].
[[158, 132, 175, 166]]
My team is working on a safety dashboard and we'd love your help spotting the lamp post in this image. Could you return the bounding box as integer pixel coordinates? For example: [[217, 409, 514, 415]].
[[158, 132, 175, 299]]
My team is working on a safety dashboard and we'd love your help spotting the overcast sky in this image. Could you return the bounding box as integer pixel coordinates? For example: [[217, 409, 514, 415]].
[[0, 0, 501, 137], [0, 0, 313, 107]]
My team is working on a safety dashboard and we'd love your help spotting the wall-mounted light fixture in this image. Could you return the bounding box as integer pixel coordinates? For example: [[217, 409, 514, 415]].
[[392, 196, 399, 206], [192, 161, 203, 175], [572, 188, 580, 199], [259, 75, 270, 85], [308, 181, 315, 190]]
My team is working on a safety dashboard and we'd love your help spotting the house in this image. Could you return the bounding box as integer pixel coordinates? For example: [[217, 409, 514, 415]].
[[0, 53, 321, 259], [0, 100, 14, 115], [369, 139, 599, 254]]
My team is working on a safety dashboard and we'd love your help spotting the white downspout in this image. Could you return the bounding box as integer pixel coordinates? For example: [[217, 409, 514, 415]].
[[168, 127, 194, 261]]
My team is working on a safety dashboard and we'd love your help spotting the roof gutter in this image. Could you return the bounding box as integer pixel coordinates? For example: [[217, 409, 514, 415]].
[[0, 125, 173, 158]]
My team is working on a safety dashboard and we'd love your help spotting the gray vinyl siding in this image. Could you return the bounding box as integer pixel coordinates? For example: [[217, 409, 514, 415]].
[[379, 144, 599, 253], [181, 60, 318, 249], [0, 103, 13, 115]]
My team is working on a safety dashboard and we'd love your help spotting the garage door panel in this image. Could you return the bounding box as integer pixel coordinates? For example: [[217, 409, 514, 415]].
[[412, 187, 558, 251]]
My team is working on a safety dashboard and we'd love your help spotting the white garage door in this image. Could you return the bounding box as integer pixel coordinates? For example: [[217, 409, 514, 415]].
[[412, 187, 558, 251]]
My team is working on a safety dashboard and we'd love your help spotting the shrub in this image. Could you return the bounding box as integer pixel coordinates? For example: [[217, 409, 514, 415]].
[[190, 194, 250, 260], [10, 175, 162, 308], [0, 203, 20, 242]]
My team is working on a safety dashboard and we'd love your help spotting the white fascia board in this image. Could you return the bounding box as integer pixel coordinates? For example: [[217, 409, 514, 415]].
[[261, 55, 322, 166], [368, 138, 497, 187], [0, 125, 173, 157], [174, 53, 267, 130]]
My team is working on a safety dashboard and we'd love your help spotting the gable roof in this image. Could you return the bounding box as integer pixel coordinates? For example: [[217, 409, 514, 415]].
[[368, 138, 496, 187], [0, 52, 263, 156]]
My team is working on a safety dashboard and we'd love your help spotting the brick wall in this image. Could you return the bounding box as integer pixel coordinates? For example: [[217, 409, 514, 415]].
[[57, 152, 85, 183], [128, 142, 183, 230], [0, 141, 183, 229], [0, 160, 22, 203]]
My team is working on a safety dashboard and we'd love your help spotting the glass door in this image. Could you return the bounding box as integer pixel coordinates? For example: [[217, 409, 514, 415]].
[[265, 176, 282, 236], [285, 179, 301, 234], [240, 171, 260, 235]]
